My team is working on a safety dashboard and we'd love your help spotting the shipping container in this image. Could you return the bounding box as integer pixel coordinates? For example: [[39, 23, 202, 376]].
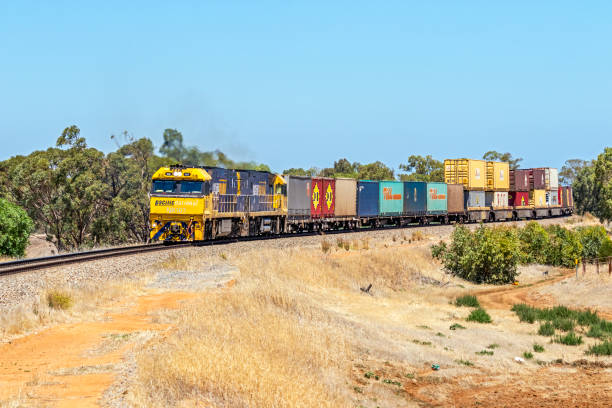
[[531, 189, 547, 208], [567, 186, 573, 207], [403, 181, 427, 215], [447, 184, 464, 214], [427, 182, 448, 213], [465, 190, 486, 209], [444, 159, 486, 190], [321, 178, 335, 217], [546, 189, 559, 207], [558, 188, 564, 207], [530, 169, 546, 190], [510, 169, 529, 191], [286, 175, 311, 217], [357, 181, 379, 217], [310, 178, 324, 218], [485, 191, 509, 208], [549, 168, 559, 190], [509, 191, 529, 207], [335, 178, 356, 217], [379, 181, 404, 215], [486, 161, 510, 191]]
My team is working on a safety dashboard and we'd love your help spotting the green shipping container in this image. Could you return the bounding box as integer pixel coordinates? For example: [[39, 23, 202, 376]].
[[427, 182, 447, 214], [379, 181, 404, 215]]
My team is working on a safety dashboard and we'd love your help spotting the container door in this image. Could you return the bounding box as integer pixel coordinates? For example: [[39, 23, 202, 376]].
[[322, 179, 335, 217], [311, 178, 323, 217]]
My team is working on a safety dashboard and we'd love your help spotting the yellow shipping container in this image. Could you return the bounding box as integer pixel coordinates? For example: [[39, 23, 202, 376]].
[[530, 189, 547, 208], [485, 161, 510, 191], [444, 159, 486, 190]]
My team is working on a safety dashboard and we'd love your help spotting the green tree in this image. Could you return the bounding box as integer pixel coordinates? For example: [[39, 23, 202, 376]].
[[0, 199, 34, 257], [482, 151, 523, 170], [159, 128, 186, 162], [573, 160, 599, 216], [560, 159, 588, 185], [398, 155, 443, 182], [283, 167, 319, 176], [357, 161, 394, 180], [593, 147, 612, 222]]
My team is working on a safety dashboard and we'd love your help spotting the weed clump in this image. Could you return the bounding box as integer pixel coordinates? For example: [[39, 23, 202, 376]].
[[554, 331, 583, 346], [522, 351, 534, 359], [455, 295, 480, 308], [466, 308, 492, 323], [587, 340, 612, 356], [46, 290, 73, 310], [476, 350, 493, 355], [456, 359, 473, 366], [538, 322, 555, 336], [450, 323, 466, 330], [533, 344, 545, 353]]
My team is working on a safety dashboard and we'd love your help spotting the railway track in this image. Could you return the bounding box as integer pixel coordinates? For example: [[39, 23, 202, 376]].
[[0, 242, 192, 276], [0, 215, 571, 276]]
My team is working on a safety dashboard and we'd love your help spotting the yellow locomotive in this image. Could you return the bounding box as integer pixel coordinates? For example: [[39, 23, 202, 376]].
[[149, 165, 287, 242]]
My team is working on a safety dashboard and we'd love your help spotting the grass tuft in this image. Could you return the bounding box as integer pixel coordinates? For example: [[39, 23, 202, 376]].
[[466, 308, 492, 323], [538, 322, 555, 336], [450, 323, 466, 330], [475, 350, 493, 355], [486, 343, 499, 349], [455, 295, 480, 308], [321, 239, 331, 253], [46, 290, 73, 310], [586, 340, 612, 356], [533, 344, 545, 353], [522, 351, 533, 359], [456, 359, 474, 366], [554, 331, 583, 346]]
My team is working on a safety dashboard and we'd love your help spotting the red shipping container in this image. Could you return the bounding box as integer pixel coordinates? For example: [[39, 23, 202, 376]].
[[321, 178, 335, 217], [568, 186, 573, 207], [529, 169, 546, 190], [510, 169, 529, 191], [310, 178, 323, 218], [558, 188, 564, 207], [509, 191, 529, 207]]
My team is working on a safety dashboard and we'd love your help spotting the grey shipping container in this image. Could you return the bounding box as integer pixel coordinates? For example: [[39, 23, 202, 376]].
[[465, 190, 486, 208], [357, 180, 379, 217], [510, 169, 529, 191], [447, 184, 464, 213], [286, 175, 311, 217], [403, 181, 427, 215], [335, 178, 357, 217]]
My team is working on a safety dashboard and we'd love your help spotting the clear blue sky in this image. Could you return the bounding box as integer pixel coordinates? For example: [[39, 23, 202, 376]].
[[1, 1, 610, 173]]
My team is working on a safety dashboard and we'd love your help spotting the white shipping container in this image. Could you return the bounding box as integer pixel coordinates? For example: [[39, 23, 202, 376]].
[[549, 168, 559, 189], [485, 191, 509, 208], [546, 190, 559, 206]]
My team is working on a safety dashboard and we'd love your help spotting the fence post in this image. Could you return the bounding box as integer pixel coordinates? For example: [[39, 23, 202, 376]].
[[609, 257, 611, 276], [583, 261, 586, 276], [596, 259, 599, 275], [575, 259, 579, 279]]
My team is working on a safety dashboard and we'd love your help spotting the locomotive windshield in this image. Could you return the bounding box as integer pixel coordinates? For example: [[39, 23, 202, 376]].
[[152, 180, 176, 193], [151, 180, 209, 195]]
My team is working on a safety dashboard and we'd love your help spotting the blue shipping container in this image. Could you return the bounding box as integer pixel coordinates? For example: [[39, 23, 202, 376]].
[[357, 181, 379, 217], [403, 181, 427, 215]]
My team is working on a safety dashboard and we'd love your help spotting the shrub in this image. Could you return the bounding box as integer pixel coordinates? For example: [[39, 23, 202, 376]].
[[543, 225, 583, 267], [449, 323, 466, 330], [522, 351, 533, 359], [587, 340, 612, 356], [432, 225, 520, 284], [47, 290, 73, 310], [466, 308, 492, 323], [0, 199, 34, 257], [517, 222, 549, 264], [576, 226, 612, 259], [455, 295, 480, 308], [533, 344, 544, 352], [538, 322, 555, 336], [511, 304, 538, 323], [554, 331, 583, 346]]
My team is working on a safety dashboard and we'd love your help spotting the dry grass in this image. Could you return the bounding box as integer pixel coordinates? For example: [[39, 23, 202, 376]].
[[0, 277, 150, 340], [131, 245, 456, 407]]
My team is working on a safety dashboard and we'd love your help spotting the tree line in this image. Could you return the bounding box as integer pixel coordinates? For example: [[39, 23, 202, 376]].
[[0, 123, 608, 256]]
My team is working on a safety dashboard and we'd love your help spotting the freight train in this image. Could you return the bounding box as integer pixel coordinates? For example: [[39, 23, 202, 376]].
[[149, 161, 573, 242]]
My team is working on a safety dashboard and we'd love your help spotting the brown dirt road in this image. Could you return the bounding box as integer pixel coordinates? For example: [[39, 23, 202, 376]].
[[0, 291, 197, 407]]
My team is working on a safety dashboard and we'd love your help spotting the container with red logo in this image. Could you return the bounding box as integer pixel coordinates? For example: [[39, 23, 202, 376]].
[[311, 177, 335, 218], [379, 181, 404, 215], [509, 191, 529, 207], [426, 182, 448, 214]]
